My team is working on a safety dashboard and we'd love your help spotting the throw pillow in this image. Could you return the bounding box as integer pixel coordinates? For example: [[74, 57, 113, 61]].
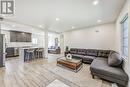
[[108, 52, 123, 67]]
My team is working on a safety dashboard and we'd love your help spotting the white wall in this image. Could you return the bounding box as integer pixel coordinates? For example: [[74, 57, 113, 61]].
[[64, 23, 116, 50]]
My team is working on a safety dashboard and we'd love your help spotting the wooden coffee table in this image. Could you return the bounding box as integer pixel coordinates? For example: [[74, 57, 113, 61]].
[[57, 57, 83, 72]]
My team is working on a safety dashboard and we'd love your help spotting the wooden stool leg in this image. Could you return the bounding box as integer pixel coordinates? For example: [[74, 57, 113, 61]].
[[92, 75, 94, 79]]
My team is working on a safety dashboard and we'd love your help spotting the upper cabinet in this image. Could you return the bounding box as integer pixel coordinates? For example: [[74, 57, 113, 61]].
[[10, 32, 17, 42], [26, 33, 31, 42], [10, 31, 32, 42]]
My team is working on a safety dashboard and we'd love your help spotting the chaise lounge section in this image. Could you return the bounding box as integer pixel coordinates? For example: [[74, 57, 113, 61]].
[[90, 57, 128, 86], [65, 48, 129, 86]]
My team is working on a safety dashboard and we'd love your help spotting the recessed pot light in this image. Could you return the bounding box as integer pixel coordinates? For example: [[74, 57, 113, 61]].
[[56, 18, 60, 21], [97, 20, 102, 23], [39, 25, 43, 28], [72, 26, 75, 29], [93, 0, 99, 5]]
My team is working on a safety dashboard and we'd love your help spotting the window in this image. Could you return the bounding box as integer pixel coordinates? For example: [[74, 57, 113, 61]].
[[121, 14, 128, 57], [32, 38, 38, 45]]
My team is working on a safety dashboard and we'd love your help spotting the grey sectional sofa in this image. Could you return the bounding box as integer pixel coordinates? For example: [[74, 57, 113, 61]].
[[65, 48, 129, 86]]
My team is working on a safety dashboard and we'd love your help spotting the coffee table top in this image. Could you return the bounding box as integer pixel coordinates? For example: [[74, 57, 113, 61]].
[[57, 57, 81, 63]]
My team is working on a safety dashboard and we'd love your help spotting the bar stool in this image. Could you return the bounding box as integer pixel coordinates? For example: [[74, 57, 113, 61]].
[[35, 48, 39, 58], [26, 48, 35, 61], [38, 48, 44, 58]]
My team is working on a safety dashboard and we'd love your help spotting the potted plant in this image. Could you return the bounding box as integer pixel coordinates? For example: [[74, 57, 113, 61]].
[[65, 46, 69, 52]]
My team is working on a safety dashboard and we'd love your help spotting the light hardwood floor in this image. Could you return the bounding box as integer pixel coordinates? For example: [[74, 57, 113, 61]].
[[0, 58, 48, 87]]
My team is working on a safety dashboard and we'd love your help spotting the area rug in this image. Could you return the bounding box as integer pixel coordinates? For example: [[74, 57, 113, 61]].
[[46, 79, 70, 87], [42, 63, 110, 87]]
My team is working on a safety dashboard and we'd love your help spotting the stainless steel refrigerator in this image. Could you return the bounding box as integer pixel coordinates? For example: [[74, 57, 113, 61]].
[[0, 34, 5, 67]]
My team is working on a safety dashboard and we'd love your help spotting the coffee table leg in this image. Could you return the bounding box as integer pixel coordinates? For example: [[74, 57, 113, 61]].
[[75, 64, 83, 73], [75, 67, 77, 73]]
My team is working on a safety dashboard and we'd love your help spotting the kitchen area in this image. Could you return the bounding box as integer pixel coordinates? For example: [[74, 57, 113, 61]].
[[0, 23, 45, 64], [6, 30, 32, 59], [5, 30, 45, 62]]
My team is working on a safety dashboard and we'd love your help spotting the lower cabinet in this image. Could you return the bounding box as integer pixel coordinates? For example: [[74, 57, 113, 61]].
[[6, 47, 19, 58]]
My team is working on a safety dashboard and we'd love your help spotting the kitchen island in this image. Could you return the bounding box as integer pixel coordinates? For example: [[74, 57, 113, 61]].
[[19, 47, 44, 62]]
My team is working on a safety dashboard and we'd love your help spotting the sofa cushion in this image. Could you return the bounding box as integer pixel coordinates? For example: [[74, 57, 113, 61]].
[[108, 52, 123, 67], [90, 58, 128, 81], [70, 48, 78, 54], [98, 50, 110, 58], [71, 54, 84, 59], [86, 49, 98, 57], [77, 49, 86, 55], [83, 56, 96, 63]]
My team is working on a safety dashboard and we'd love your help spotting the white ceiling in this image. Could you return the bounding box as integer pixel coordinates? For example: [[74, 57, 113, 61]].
[[1, 0, 126, 33]]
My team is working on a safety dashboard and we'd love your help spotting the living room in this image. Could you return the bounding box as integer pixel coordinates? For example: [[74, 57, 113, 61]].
[[0, 0, 129, 87]]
